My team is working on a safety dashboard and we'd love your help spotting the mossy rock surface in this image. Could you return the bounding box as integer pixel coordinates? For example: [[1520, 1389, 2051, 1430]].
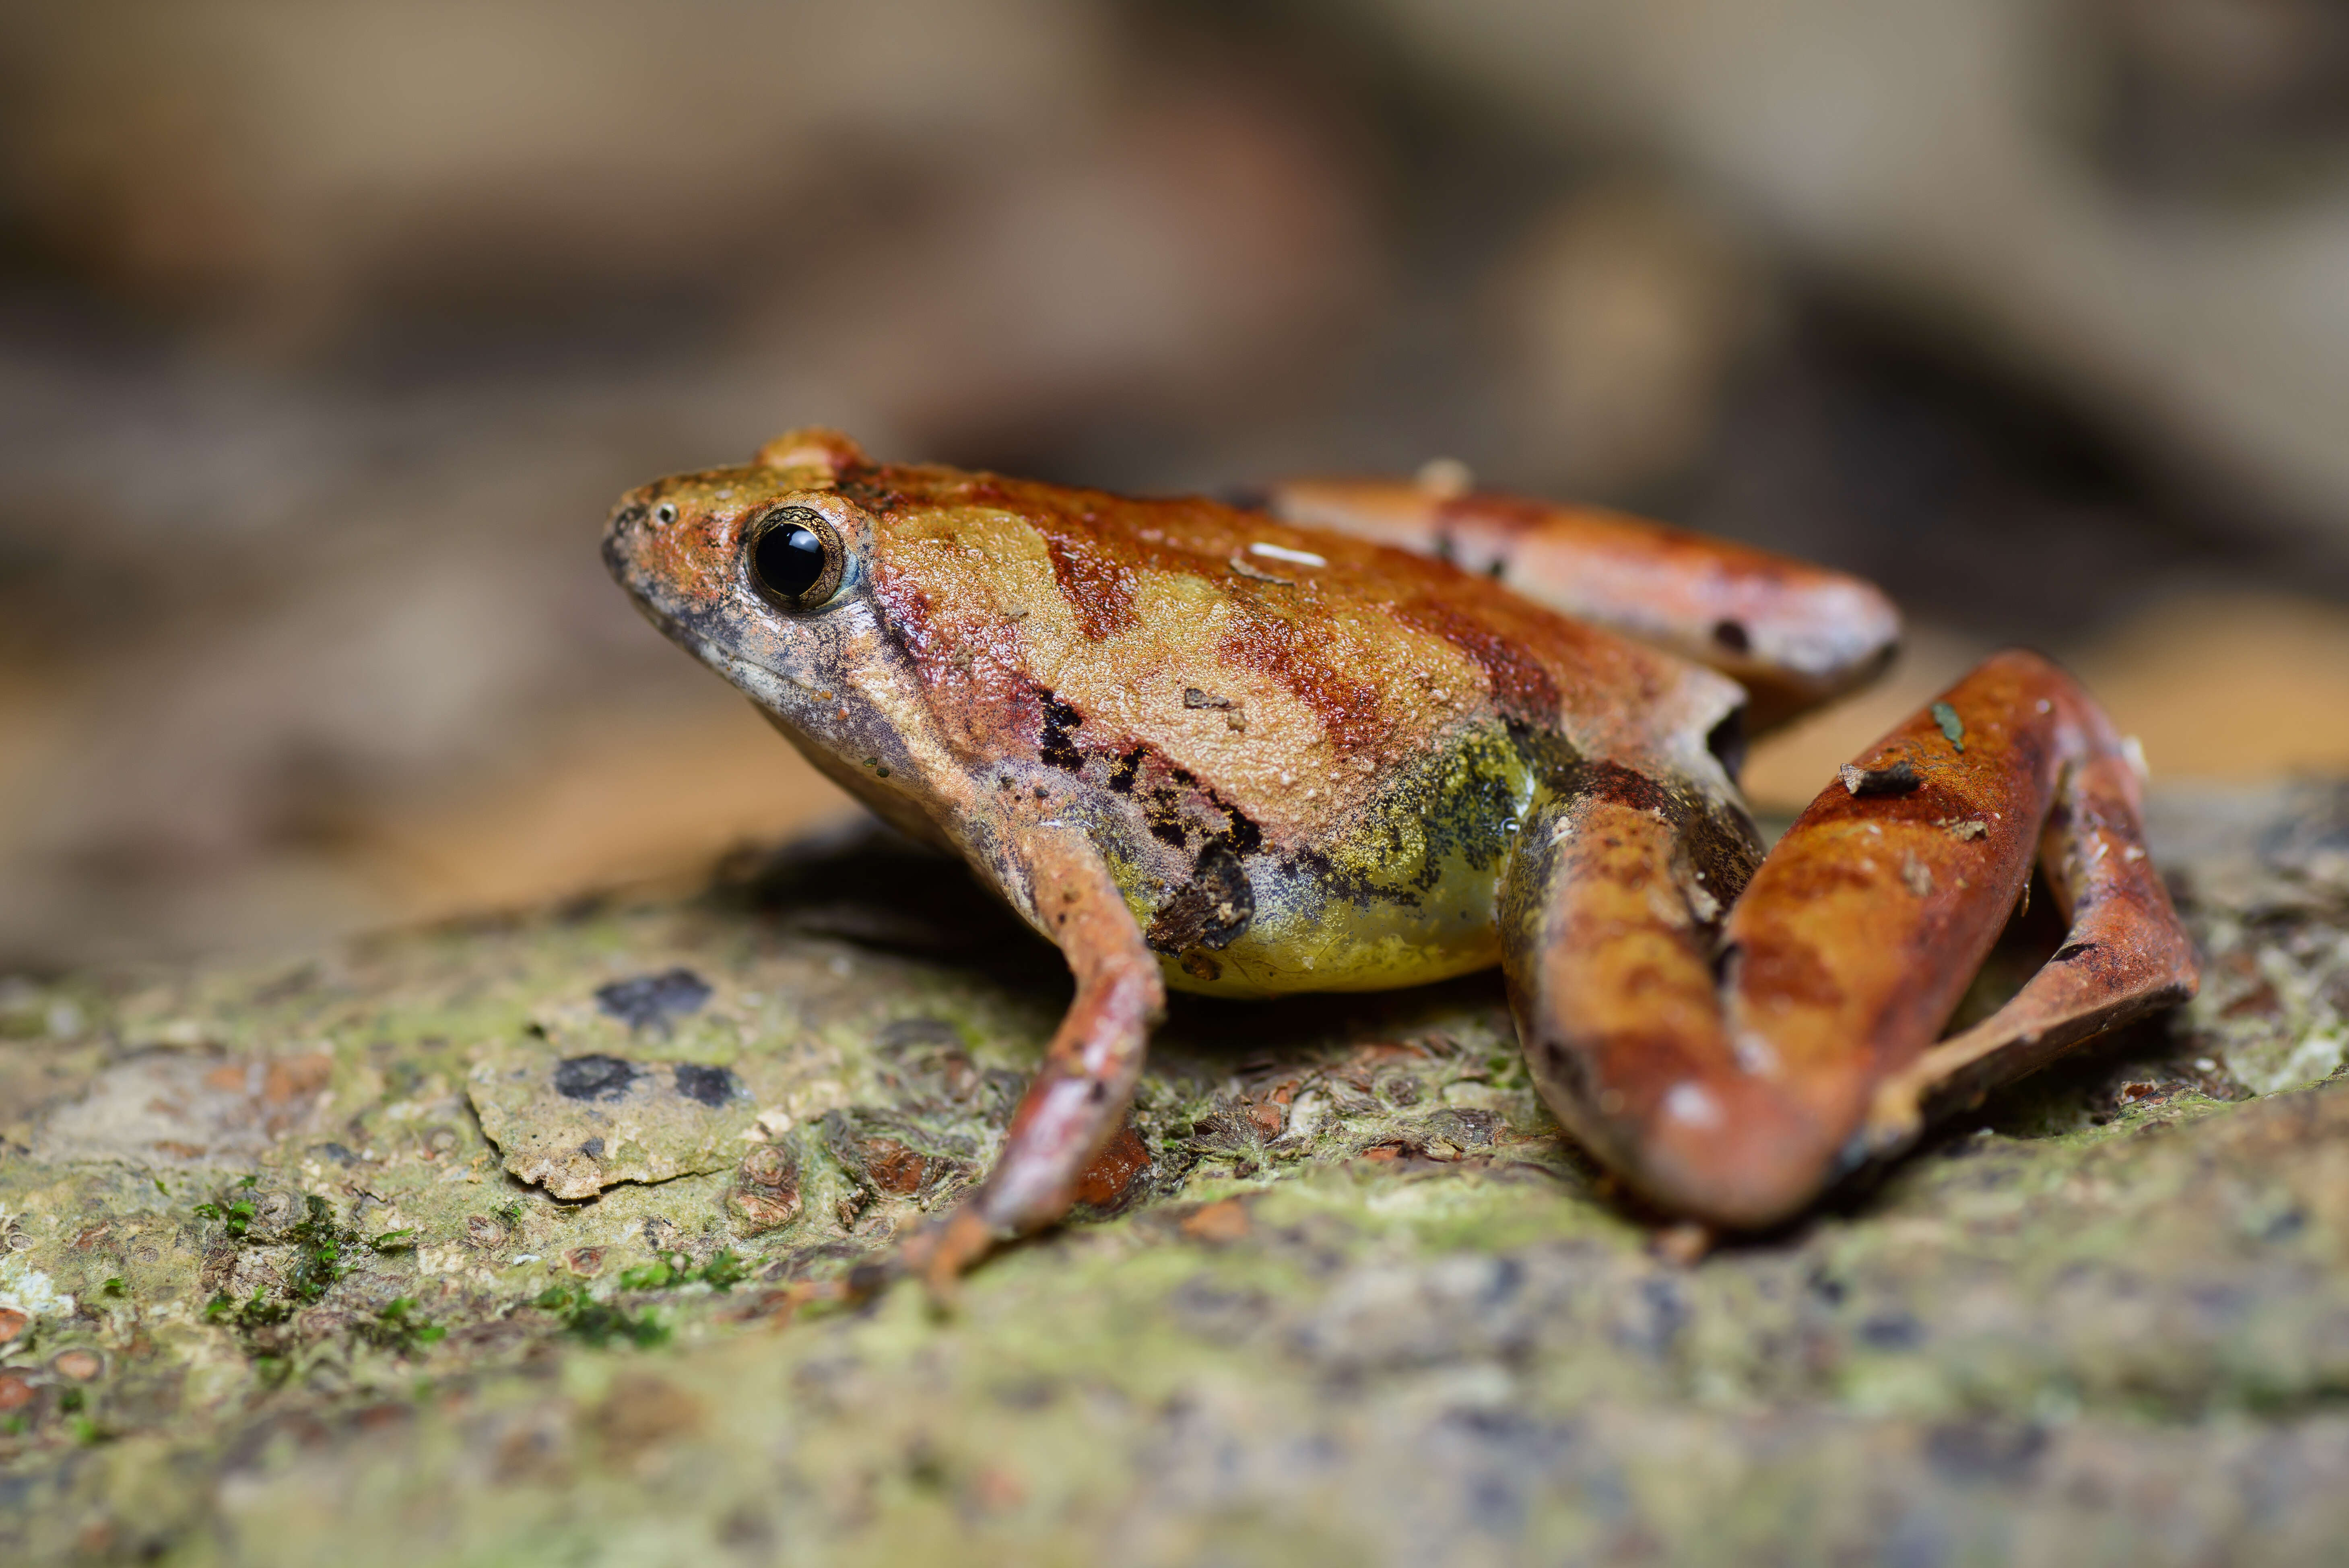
[[2, 789, 2347, 1566]]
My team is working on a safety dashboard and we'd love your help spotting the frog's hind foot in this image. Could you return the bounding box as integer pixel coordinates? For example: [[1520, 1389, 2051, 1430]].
[[1502, 649, 2198, 1230]]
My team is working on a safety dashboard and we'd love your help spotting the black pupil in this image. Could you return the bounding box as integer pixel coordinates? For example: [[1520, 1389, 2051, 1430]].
[[755, 522, 827, 600]]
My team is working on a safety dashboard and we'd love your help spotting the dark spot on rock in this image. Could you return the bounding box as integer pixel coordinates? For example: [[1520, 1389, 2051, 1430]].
[[877, 1017, 962, 1053], [1924, 1421, 2047, 1485], [555, 1054, 640, 1102], [672, 1063, 742, 1107], [1711, 619, 1751, 654], [1858, 1311, 1923, 1349], [1182, 687, 1234, 710], [1613, 1276, 1688, 1359], [1145, 842, 1255, 954], [579, 1138, 606, 1159], [316, 1142, 357, 1165], [594, 969, 712, 1032]]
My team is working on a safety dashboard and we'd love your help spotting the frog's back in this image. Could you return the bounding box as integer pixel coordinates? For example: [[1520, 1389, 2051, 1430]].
[[854, 460, 1747, 997]]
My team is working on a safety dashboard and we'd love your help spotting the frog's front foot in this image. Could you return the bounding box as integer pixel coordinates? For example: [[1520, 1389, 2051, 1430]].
[[889, 1207, 1001, 1306], [887, 825, 1165, 1303]]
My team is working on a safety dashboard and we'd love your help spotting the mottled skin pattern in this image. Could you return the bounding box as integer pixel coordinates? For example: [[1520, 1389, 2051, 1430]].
[[603, 429, 2196, 1285]]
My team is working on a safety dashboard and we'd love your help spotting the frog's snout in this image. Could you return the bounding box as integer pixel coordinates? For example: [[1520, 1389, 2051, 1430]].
[[600, 498, 654, 586], [601, 503, 639, 564]]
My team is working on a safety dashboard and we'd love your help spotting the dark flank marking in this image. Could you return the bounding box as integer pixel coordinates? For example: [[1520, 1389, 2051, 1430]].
[[1145, 843, 1255, 954], [555, 1055, 639, 1103], [672, 1063, 744, 1107], [2052, 943, 2098, 963], [1109, 749, 1143, 793], [1039, 692, 1086, 771], [1712, 619, 1751, 654], [596, 968, 712, 1031]]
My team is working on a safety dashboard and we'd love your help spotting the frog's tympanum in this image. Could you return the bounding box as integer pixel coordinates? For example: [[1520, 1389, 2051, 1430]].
[[604, 430, 2197, 1285]]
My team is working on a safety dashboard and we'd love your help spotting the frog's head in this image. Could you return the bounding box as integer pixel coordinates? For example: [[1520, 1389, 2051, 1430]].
[[602, 428, 953, 842]]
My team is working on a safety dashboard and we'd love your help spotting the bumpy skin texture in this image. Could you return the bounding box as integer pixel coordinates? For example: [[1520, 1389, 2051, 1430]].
[[602, 430, 2195, 1273]]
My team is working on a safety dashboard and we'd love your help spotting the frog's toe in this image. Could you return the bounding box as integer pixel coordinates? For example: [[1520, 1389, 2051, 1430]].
[[1608, 1075, 1850, 1232]]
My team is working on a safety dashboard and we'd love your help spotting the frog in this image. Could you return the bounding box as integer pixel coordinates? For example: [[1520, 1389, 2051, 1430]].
[[602, 428, 2197, 1286]]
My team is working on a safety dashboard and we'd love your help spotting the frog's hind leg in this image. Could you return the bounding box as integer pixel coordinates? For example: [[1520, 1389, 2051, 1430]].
[[899, 827, 1165, 1294], [1262, 477, 1898, 731], [1503, 650, 2196, 1228]]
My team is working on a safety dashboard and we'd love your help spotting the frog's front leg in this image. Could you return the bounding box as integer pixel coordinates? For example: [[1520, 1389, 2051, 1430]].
[[1505, 650, 2197, 1227], [1264, 477, 1897, 730], [905, 825, 1165, 1292]]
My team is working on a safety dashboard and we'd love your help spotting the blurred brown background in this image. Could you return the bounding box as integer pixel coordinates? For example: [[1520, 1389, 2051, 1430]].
[[4, 0, 2348, 971]]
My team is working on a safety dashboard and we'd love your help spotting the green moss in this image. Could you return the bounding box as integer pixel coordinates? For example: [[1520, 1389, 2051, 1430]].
[[530, 1283, 669, 1350], [0, 809, 2345, 1564]]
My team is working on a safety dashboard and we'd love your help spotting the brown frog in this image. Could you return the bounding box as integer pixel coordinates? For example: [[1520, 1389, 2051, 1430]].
[[602, 429, 2196, 1284]]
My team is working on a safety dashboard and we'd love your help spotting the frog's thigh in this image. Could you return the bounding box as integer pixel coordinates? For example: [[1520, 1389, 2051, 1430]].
[[910, 827, 1165, 1289], [1503, 650, 2196, 1228], [1266, 478, 1897, 730]]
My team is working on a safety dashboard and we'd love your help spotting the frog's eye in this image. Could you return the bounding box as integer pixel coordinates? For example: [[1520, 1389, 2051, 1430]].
[[747, 506, 845, 610]]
